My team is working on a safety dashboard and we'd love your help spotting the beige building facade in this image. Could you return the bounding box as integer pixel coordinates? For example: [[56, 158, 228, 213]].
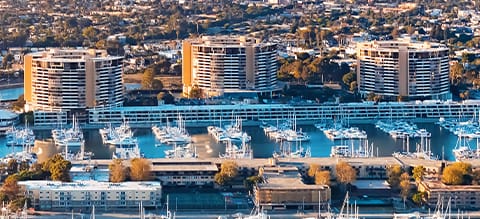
[[357, 40, 449, 100], [24, 49, 124, 112], [20, 180, 161, 210], [254, 166, 331, 210], [418, 181, 480, 210], [182, 36, 277, 97]]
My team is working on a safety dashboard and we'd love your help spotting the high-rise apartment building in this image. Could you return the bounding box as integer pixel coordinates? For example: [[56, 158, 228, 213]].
[[357, 40, 450, 100], [24, 49, 124, 112], [182, 36, 278, 97]]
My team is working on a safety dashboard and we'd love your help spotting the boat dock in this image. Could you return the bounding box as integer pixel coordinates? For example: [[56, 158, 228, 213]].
[[32, 100, 480, 127], [70, 156, 456, 174]]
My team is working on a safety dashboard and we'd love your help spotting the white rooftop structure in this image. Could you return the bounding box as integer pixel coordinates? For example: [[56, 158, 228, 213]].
[[19, 180, 161, 191]]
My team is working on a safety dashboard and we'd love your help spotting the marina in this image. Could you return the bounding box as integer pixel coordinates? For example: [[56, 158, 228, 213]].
[[0, 122, 473, 161], [51, 116, 85, 149], [262, 118, 311, 143], [5, 126, 35, 147], [208, 117, 252, 143], [99, 121, 138, 148], [376, 120, 431, 139], [152, 115, 192, 146]]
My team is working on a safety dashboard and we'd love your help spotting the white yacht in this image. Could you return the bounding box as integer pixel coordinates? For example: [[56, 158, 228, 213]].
[[112, 143, 142, 160], [220, 139, 253, 159], [6, 126, 35, 147], [100, 121, 137, 147], [152, 115, 192, 145], [52, 116, 84, 149], [330, 145, 350, 158], [164, 143, 197, 159]]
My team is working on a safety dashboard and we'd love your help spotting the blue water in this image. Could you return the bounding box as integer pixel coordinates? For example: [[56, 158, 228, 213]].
[[0, 87, 23, 101], [0, 123, 469, 161], [0, 84, 139, 102]]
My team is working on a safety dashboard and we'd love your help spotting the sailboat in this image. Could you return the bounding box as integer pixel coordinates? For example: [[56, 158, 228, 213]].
[[242, 207, 268, 219], [219, 138, 253, 159], [452, 132, 475, 161], [90, 205, 95, 219], [21, 200, 28, 219], [160, 195, 174, 219], [52, 115, 85, 149], [337, 192, 359, 219]]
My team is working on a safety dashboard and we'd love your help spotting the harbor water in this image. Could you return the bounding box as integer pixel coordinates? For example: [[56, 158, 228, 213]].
[[0, 123, 468, 161], [0, 87, 23, 101]]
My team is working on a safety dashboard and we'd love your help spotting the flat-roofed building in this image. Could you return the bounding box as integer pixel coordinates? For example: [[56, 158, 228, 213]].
[[24, 49, 124, 118], [150, 160, 218, 186], [19, 180, 161, 211], [357, 40, 449, 100], [254, 166, 331, 210], [182, 36, 278, 97], [418, 181, 480, 210]]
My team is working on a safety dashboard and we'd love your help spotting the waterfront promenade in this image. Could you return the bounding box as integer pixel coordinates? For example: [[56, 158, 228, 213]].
[[33, 99, 480, 127], [71, 156, 451, 169]]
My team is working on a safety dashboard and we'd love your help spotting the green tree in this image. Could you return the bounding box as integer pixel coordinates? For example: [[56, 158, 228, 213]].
[[7, 159, 18, 175], [412, 192, 424, 206], [42, 154, 71, 182], [450, 62, 464, 85], [214, 173, 228, 186], [400, 172, 411, 207], [189, 86, 204, 99], [129, 158, 152, 181], [307, 164, 320, 178], [1, 175, 19, 200], [82, 26, 98, 45], [413, 165, 425, 182], [349, 81, 358, 92], [315, 170, 331, 185], [2, 53, 13, 69], [244, 175, 263, 192], [141, 68, 155, 89], [335, 161, 356, 188], [220, 160, 238, 178], [50, 159, 72, 182], [11, 94, 26, 112], [387, 165, 403, 188], [109, 159, 127, 183], [214, 160, 239, 186], [152, 79, 163, 90], [342, 72, 356, 86], [442, 162, 472, 185]]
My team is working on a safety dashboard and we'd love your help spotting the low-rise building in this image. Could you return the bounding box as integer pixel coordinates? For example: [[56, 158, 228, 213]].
[[418, 181, 480, 210], [302, 157, 402, 180], [254, 166, 331, 210], [20, 180, 161, 211], [151, 160, 218, 186]]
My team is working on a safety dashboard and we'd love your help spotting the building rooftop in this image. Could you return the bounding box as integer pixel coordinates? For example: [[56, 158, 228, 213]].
[[19, 180, 161, 191], [353, 180, 391, 190], [300, 157, 402, 167], [357, 40, 448, 52], [150, 163, 218, 172], [258, 166, 327, 190], [421, 181, 480, 191]]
